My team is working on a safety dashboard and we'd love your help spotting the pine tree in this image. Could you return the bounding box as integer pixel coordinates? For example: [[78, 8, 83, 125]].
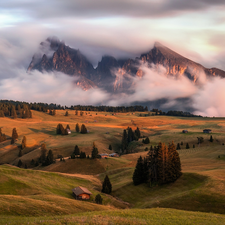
[[181, 141, 183, 145], [12, 128, 18, 140], [17, 159, 22, 167], [95, 194, 103, 204], [75, 123, 80, 133], [193, 144, 195, 148], [66, 124, 70, 130], [209, 135, 213, 142], [0, 110, 5, 117], [157, 142, 168, 184], [176, 143, 181, 150], [80, 124, 87, 134], [186, 143, 189, 149], [121, 129, 128, 153], [132, 156, 144, 185], [74, 145, 80, 156], [18, 149, 22, 157], [135, 127, 141, 140], [21, 136, 27, 149], [102, 175, 112, 194], [24, 164, 28, 169], [168, 141, 182, 181], [65, 111, 69, 116], [91, 142, 99, 159], [109, 144, 112, 150], [11, 106, 17, 119], [80, 151, 86, 158], [45, 150, 54, 165], [56, 124, 66, 135], [40, 143, 47, 163]]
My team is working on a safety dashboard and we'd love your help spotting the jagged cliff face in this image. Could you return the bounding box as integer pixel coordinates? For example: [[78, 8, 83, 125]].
[[27, 38, 225, 92]]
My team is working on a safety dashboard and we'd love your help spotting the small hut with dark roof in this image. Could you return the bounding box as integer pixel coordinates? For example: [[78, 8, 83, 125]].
[[72, 186, 92, 200]]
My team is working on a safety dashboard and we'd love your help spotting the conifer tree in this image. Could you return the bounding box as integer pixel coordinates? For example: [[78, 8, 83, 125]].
[[74, 145, 80, 156], [40, 143, 47, 163], [18, 149, 22, 157], [176, 143, 181, 150], [135, 127, 141, 139], [80, 124, 87, 134], [157, 142, 168, 184], [109, 144, 112, 150], [95, 194, 103, 204], [132, 156, 144, 185], [209, 135, 213, 142], [0, 110, 5, 117], [12, 128, 18, 140], [121, 129, 128, 152], [11, 106, 17, 119], [21, 136, 27, 149], [102, 175, 112, 194], [17, 159, 22, 167], [168, 141, 182, 181], [186, 143, 190, 149], [75, 123, 80, 133], [193, 144, 195, 148], [45, 150, 54, 165], [65, 111, 69, 116], [66, 124, 70, 130], [91, 142, 99, 159], [80, 151, 86, 158]]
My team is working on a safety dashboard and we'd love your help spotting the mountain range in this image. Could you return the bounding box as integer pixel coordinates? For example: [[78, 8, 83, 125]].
[[27, 37, 225, 93]]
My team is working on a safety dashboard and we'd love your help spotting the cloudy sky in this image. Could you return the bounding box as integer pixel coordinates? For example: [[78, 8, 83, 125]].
[[0, 1, 225, 116], [1, 0, 225, 68]]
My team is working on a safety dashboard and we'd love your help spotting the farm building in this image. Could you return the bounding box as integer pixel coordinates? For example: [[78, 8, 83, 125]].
[[72, 186, 92, 200], [99, 153, 108, 158], [66, 129, 71, 134], [203, 129, 212, 133], [109, 153, 119, 157], [182, 130, 188, 133]]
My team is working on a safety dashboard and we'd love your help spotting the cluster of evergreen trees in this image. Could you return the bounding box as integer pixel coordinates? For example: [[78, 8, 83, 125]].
[[121, 127, 141, 153], [49, 109, 56, 116], [0, 102, 32, 119], [56, 123, 87, 135], [133, 142, 182, 186], [71, 145, 86, 159], [39, 143, 54, 166]]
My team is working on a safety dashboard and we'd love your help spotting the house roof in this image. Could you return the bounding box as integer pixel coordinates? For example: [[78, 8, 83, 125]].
[[72, 186, 92, 196]]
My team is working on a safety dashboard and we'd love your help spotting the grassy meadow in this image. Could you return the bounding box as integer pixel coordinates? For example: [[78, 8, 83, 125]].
[[1, 109, 225, 223]]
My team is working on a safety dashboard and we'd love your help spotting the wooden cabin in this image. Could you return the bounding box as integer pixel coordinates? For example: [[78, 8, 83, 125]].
[[99, 153, 108, 158], [72, 186, 92, 200], [203, 129, 212, 133], [109, 153, 119, 157]]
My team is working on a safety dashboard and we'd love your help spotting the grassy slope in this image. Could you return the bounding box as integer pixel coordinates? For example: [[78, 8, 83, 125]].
[[1, 111, 225, 221], [1, 208, 225, 225], [0, 165, 127, 216]]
